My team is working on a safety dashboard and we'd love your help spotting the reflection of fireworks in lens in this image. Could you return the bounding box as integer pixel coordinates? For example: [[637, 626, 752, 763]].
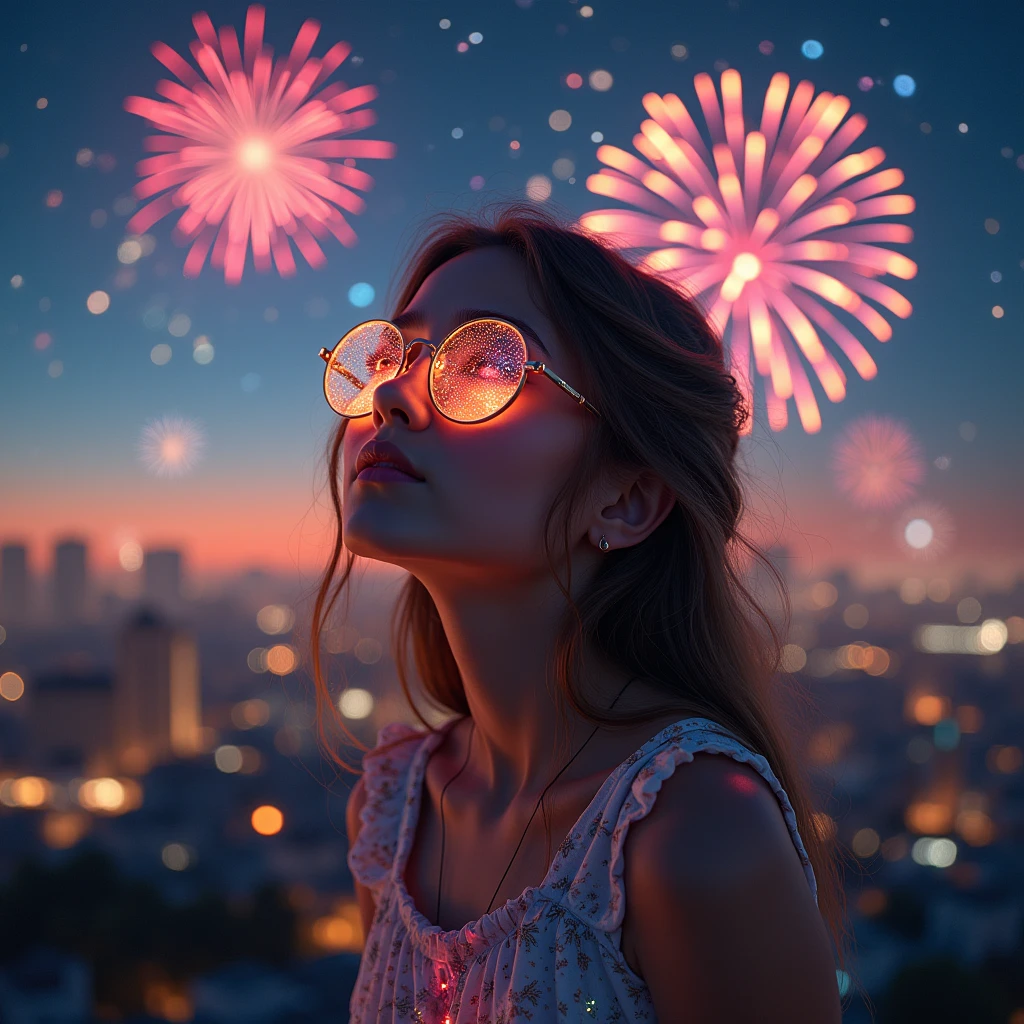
[[124, 5, 397, 283], [897, 501, 954, 560], [580, 70, 916, 434], [833, 415, 924, 508], [138, 416, 206, 476]]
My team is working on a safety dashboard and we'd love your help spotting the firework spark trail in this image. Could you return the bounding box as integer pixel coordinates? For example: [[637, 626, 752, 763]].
[[580, 70, 917, 434], [124, 4, 396, 283], [138, 416, 206, 477], [833, 414, 925, 508]]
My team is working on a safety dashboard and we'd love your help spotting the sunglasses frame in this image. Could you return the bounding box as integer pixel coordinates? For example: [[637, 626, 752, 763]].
[[318, 316, 603, 424]]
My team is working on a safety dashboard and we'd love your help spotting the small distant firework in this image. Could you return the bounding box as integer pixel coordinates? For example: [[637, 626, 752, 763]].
[[138, 415, 206, 476], [581, 69, 916, 433], [833, 415, 925, 508], [124, 4, 397, 283], [897, 501, 954, 560]]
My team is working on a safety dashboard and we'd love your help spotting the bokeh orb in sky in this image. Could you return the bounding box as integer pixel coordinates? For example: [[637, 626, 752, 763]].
[[858, 76, 874, 91], [119, 541, 143, 571], [526, 174, 552, 201], [348, 282, 375, 308], [193, 336, 214, 364], [905, 518, 934, 549], [893, 75, 916, 97], [118, 239, 142, 264], [801, 39, 824, 59], [898, 502, 954, 558], [167, 313, 191, 337], [87, 290, 110, 314], [548, 109, 572, 131]]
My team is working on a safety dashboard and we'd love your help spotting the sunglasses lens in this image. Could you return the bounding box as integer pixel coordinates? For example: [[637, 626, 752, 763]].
[[325, 321, 404, 416], [430, 320, 525, 422]]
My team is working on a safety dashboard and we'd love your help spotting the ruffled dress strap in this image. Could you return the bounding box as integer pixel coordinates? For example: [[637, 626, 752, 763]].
[[346, 721, 429, 893], [561, 717, 819, 933]]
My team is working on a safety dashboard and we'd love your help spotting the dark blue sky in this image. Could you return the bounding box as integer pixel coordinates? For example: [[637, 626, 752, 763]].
[[1, 0, 1021, 584]]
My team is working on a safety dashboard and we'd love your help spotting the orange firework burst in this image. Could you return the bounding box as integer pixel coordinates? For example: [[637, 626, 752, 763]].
[[138, 415, 206, 477], [833, 415, 925, 508], [580, 70, 917, 433], [124, 5, 396, 283]]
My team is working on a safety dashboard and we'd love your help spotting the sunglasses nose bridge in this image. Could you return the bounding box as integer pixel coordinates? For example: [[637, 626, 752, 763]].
[[398, 337, 437, 374]]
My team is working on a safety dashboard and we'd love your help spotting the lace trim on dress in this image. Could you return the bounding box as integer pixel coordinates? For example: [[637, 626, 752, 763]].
[[346, 721, 426, 892]]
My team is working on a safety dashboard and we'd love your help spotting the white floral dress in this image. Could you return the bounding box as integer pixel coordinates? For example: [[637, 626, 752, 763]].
[[347, 716, 818, 1023]]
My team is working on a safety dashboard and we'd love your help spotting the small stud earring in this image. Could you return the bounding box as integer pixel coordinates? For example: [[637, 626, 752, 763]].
[[598, 535, 610, 552]]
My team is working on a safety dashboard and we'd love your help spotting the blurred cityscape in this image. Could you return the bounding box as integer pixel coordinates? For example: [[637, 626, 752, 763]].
[[0, 536, 1022, 1023]]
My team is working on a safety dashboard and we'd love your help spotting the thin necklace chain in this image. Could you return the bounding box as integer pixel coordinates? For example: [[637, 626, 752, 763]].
[[435, 675, 638, 927]]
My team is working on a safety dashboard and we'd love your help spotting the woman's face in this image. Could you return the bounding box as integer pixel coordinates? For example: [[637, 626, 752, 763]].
[[341, 246, 598, 581]]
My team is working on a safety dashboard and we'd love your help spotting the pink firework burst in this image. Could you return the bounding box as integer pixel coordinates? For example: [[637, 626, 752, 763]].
[[580, 70, 917, 433], [124, 5, 396, 284], [833, 414, 925, 508]]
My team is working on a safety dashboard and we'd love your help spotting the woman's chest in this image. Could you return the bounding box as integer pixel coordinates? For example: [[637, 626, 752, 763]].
[[402, 759, 646, 980]]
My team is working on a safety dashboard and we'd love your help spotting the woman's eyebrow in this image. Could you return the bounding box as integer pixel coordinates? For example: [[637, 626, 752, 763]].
[[390, 306, 551, 358]]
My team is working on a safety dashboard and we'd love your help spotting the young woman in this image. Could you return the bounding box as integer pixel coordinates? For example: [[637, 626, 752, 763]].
[[309, 201, 851, 1022]]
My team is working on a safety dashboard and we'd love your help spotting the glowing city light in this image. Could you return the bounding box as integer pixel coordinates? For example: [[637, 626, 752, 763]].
[[251, 804, 284, 835], [124, 4, 397, 283], [137, 415, 206, 477], [0, 671, 25, 701], [832, 415, 924, 507], [581, 70, 917, 432], [338, 687, 374, 719], [914, 620, 1008, 655]]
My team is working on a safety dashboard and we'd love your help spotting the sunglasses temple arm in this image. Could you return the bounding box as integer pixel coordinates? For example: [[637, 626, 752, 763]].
[[532, 363, 603, 418]]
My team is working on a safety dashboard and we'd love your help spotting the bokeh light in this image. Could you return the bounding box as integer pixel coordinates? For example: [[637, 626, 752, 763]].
[[87, 290, 110, 314], [348, 282, 375, 307], [801, 40, 824, 59], [893, 75, 916, 97], [338, 688, 375, 719], [251, 804, 284, 835], [0, 671, 25, 701]]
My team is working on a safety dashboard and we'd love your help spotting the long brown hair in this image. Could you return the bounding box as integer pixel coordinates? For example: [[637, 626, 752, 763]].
[[307, 198, 854, 997]]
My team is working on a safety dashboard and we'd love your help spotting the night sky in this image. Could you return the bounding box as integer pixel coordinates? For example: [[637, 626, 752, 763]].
[[1, 0, 1021, 590]]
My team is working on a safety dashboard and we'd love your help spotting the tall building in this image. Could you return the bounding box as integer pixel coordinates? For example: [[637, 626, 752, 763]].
[[28, 669, 115, 774], [53, 539, 89, 625], [0, 542, 31, 624], [143, 548, 184, 615], [114, 606, 201, 773]]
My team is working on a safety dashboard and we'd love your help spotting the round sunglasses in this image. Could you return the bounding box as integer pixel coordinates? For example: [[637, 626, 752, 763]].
[[318, 316, 602, 424]]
